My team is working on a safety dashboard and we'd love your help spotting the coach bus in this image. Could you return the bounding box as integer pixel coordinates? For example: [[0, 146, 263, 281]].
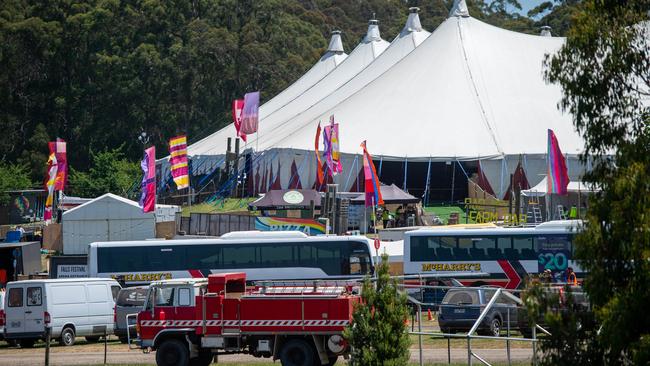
[[404, 220, 582, 289], [87, 231, 374, 285]]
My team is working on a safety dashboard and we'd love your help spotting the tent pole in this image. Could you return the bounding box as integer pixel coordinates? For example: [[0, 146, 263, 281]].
[[403, 157, 408, 192], [450, 160, 456, 204], [378, 155, 383, 179]]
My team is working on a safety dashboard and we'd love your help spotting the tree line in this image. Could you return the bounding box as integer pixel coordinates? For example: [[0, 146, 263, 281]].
[[0, 0, 579, 196]]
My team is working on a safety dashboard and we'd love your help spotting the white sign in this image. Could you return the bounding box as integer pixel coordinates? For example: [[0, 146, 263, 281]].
[[57, 264, 88, 278], [282, 191, 304, 205]]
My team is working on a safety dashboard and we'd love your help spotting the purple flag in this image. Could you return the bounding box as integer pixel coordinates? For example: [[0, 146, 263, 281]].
[[240, 91, 260, 134]]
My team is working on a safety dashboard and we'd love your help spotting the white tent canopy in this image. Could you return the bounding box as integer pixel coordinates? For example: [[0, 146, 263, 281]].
[[254, 13, 583, 159], [187, 9, 429, 160], [521, 176, 599, 197]]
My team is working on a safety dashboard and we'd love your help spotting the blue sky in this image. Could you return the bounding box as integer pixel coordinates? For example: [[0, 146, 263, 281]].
[[518, 0, 547, 16]]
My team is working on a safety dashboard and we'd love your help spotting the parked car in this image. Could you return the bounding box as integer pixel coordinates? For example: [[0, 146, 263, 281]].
[[421, 278, 464, 310], [517, 285, 590, 338], [4, 278, 121, 347], [114, 286, 148, 343], [438, 287, 519, 336]]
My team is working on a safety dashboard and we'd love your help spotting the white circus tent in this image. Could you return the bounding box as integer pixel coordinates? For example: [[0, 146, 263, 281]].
[[177, 1, 587, 203]]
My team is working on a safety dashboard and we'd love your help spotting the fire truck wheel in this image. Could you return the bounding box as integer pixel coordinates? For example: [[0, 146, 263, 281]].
[[280, 339, 316, 366], [189, 350, 214, 366], [156, 339, 189, 366]]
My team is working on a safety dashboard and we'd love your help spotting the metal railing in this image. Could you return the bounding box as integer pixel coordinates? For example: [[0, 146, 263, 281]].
[[405, 284, 551, 366]]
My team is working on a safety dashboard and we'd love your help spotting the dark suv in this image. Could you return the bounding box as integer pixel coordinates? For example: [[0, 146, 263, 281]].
[[517, 285, 590, 338], [438, 288, 519, 336], [114, 286, 148, 343]]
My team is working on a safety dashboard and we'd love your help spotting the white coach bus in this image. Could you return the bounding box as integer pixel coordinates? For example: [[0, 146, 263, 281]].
[[88, 231, 374, 285]]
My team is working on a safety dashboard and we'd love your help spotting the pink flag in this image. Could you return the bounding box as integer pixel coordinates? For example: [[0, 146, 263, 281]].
[[547, 129, 569, 195], [168, 135, 189, 189], [140, 146, 156, 213], [232, 99, 246, 142], [361, 141, 383, 207], [49, 139, 67, 191], [240, 91, 260, 135], [323, 116, 342, 176]]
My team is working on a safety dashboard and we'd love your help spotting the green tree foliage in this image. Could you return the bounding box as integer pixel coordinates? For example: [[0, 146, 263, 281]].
[[344, 254, 410, 366], [68, 147, 140, 198], [525, 1, 650, 364], [0, 162, 33, 204], [0, 0, 580, 177]]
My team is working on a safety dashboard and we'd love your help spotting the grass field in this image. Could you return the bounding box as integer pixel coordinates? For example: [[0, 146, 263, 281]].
[[423, 205, 474, 224]]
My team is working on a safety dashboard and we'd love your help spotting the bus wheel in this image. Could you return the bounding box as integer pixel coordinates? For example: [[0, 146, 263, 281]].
[[156, 339, 189, 366], [280, 339, 315, 366]]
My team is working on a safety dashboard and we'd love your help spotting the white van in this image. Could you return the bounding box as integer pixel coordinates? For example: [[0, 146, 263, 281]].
[[4, 278, 120, 347]]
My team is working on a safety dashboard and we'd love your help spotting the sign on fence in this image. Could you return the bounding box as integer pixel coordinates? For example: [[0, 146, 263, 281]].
[[255, 217, 325, 236]]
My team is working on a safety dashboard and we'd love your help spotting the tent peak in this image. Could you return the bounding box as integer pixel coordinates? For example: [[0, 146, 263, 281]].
[[402, 7, 423, 34], [449, 0, 470, 18], [326, 30, 344, 54], [540, 25, 552, 37], [364, 19, 382, 43]]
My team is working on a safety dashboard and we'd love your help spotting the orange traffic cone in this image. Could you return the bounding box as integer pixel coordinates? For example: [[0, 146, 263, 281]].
[[427, 309, 433, 321]]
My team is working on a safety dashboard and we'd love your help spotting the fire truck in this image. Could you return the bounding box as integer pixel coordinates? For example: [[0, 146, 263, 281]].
[[133, 272, 360, 366]]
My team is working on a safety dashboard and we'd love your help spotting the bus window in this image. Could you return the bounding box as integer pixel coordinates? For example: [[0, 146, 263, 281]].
[[298, 244, 315, 266], [186, 245, 222, 269], [349, 251, 371, 275], [513, 236, 536, 259], [260, 244, 294, 268], [316, 243, 342, 276], [150, 247, 185, 271], [410, 236, 455, 261], [472, 237, 495, 260], [222, 245, 257, 268]]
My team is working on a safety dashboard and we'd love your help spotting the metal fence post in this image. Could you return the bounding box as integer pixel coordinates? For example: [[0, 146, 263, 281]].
[[532, 324, 537, 366], [467, 335, 472, 366], [417, 304, 423, 366], [45, 326, 51, 366], [447, 336, 451, 365], [104, 327, 108, 365], [507, 307, 511, 366]]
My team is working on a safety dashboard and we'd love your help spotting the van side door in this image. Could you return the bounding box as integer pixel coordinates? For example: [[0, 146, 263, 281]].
[[24, 285, 45, 334], [87, 283, 113, 335], [5, 286, 25, 334]]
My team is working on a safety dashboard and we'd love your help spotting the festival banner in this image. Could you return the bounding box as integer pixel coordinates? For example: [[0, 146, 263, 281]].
[[361, 141, 384, 208], [168, 135, 189, 189], [547, 129, 569, 195], [140, 146, 156, 213], [49, 139, 67, 191], [314, 122, 324, 185], [323, 116, 342, 176], [232, 99, 246, 142], [240, 91, 260, 135], [255, 217, 325, 236], [44, 152, 58, 223]]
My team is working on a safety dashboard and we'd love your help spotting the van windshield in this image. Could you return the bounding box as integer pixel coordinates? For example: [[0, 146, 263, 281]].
[[117, 288, 148, 307]]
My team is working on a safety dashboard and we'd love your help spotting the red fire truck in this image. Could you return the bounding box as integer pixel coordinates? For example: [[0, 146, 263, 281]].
[[133, 272, 360, 366]]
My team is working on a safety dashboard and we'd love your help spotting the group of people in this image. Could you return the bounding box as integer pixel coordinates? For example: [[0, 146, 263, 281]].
[[540, 266, 578, 285], [379, 205, 416, 228]]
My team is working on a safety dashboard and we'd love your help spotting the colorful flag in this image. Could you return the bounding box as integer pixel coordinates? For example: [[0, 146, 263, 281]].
[[547, 129, 569, 195], [232, 99, 246, 142], [48, 139, 67, 191], [314, 122, 324, 185], [361, 141, 383, 207], [323, 116, 343, 176], [240, 91, 260, 134], [168, 135, 189, 189], [140, 146, 156, 213], [44, 152, 58, 223]]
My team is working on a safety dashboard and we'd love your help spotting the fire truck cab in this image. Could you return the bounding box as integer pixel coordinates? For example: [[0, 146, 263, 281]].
[[135, 272, 359, 366]]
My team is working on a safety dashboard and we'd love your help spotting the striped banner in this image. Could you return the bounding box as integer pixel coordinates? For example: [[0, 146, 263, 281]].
[[169, 135, 189, 189]]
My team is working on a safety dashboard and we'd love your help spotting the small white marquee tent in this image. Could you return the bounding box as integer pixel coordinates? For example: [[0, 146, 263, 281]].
[[62, 193, 155, 255]]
